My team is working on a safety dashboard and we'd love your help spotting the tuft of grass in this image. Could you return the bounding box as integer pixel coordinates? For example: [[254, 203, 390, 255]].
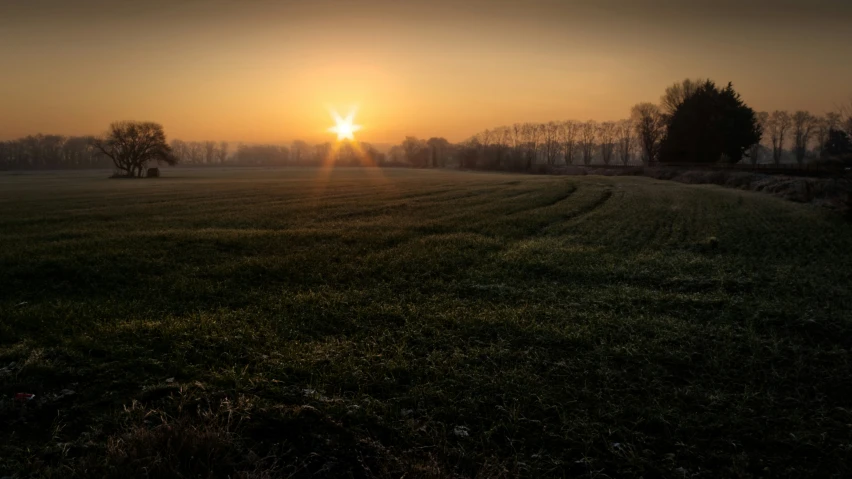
[[1, 167, 851, 477]]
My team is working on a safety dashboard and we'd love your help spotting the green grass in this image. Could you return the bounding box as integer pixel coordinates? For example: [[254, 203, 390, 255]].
[[1, 167, 851, 478]]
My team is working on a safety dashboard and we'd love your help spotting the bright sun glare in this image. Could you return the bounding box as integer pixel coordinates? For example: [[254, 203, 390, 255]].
[[328, 109, 362, 141]]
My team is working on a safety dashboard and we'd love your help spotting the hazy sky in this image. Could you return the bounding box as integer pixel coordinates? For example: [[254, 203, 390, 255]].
[[2, 0, 851, 143]]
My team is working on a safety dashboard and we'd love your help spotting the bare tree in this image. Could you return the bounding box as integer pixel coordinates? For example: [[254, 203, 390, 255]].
[[579, 120, 597, 166], [826, 111, 842, 131], [510, 123, 522, 149], [597, 121, 617, 165], [402, 136, 429, 167], [91, 121, 177, 177], [496, 126, 512, 169], [473, 129, 494, 168], [791, 111, 816, 166], [203, 141, 217, 164], [542, 121, 562, 166], [841, 99, 852, 137], [616, 119, 634, 165], [631, 103, 664, 165], [661, 78, 706, 117], [61, 136, 95, 168], [426, 137, 451, 168], [217, 141, 229, 164], [290, 140, 310, 164], [521, 123, 542, 170], [767, 110, 792, 165], [560, 120, 580, 166], [479, 129, 493, 150], [815, 112, 841, 158], [170, 139, 187, 163], [188, 141, 204, 164]]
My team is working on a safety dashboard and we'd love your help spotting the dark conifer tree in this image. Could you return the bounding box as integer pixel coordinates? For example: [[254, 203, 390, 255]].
[[659, 81, 761, 164]]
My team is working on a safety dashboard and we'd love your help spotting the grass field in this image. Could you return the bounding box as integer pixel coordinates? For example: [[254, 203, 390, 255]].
[[1, 167, 851, 478]]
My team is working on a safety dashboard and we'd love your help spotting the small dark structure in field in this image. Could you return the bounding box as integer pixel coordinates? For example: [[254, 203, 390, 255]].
[[146, 167, 160, 178]]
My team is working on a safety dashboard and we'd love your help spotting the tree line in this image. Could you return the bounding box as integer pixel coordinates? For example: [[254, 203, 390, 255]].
[[2, 79, 851, 173], [0, 134, 110, 170], [395, 79, 852, 171], [225, 141, 387, 167], [0, 135, 392, 172]]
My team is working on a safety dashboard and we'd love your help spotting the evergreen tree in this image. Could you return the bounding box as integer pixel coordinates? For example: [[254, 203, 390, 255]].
[[659, 81, 761, 164], [823, 129, 852, 163]]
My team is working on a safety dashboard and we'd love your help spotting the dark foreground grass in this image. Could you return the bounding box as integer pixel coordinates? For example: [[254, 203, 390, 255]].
[[1, 168, 851, 478]]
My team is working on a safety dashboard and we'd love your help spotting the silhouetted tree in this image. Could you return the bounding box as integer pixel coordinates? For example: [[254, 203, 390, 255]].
[[495, 127, 512, 168], [187, 141, 203, 164], [616, 119, 634, 165], [841, 99, 852, 137], [289, 140, 310, 164], [823, 129, 852, 163], [170, 139, 187, 163], [91, 121, 177, 177], [560, 120, 580, 165], [475, 129, 493, 168], [815, 113, 841, 159], [792, 111, 816, 166], [510, 124, 523, 166], [235, 144, 289, 165], [426, 137, 451, 168], [520, 123, 542, 170], [658, 81, 760, 164], [402, 136, 429, 167], [543, 121, 561, 166], [767, 110, 792, 165], [660, 78, 706, 117], [631, 103, 664, 165], [579, 120, 597, 165], [217, 141, 229, 163], [203, 141, 217, 164], [598, 121, 617, 165], [458, 140, 480, 169]]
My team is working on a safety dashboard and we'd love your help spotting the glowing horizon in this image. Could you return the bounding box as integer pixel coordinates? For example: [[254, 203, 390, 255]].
[[1, 0, 851, 144]]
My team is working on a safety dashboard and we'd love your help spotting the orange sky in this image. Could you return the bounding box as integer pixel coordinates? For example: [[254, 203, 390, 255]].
[[1, 0, 851, 144]]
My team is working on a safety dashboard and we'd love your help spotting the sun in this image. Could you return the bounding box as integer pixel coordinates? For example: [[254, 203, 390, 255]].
[[328, 109, 362, 141]]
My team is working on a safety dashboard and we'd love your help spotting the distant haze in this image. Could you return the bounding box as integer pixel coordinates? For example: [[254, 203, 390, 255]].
[[2, 0, 851, 143]]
